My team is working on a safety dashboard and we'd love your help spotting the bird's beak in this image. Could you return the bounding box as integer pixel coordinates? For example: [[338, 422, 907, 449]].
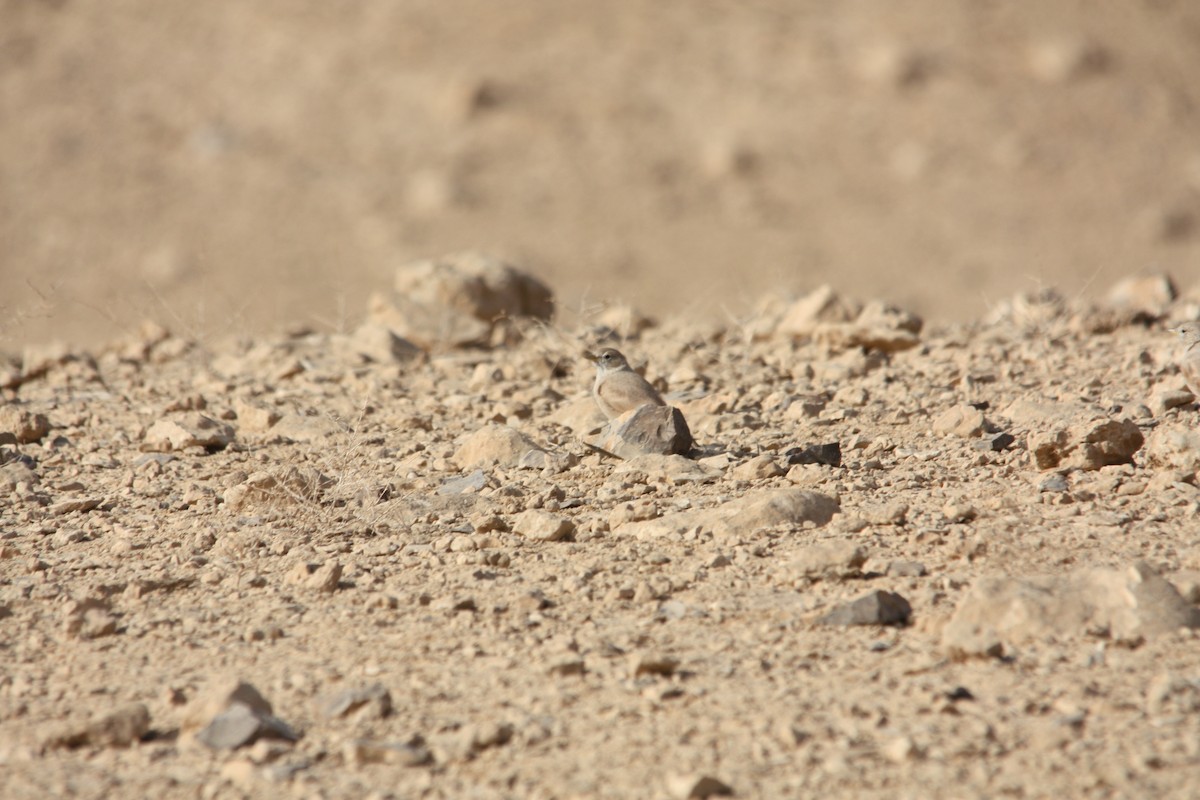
[[582, 350, 598, 362]]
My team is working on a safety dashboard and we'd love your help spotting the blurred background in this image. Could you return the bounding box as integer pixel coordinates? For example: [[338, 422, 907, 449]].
[[3, 0, 1200, 348]]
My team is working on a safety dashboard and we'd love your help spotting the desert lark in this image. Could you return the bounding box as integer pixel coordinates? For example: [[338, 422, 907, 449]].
[[1172, 322, 1200, 397], [583, 348, 666, 420]]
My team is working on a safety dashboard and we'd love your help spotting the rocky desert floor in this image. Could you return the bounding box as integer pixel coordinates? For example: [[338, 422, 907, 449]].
[[5, 5, 1200, 797], [4, 258, 1200, 799]]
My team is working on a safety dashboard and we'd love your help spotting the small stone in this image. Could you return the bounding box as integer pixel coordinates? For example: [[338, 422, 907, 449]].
[[616, 455, 718, 484], [86, 703, 151, 748], [1171, 570, 1200, 604], [631, 653, 680, 677], [0, 406, 50, 444], [269, 412, 344, 442], [464, 721, 514, 752], [733, 454, 785, 480], [21, 340, 71, 379], [1105, 274, 1177, 318], [862, 501, 909, 526], [183, 679, 298, 750], [344, 738, 433, 767], [1150, 386, 1195, 416], [609, 499, 661, 529], [517, 447, 576, 472], [397, 252, 553, 322], [813, 301, 923, 353], [196, 704, 276, 750], [512, 510, 575, 542], [288, 561, 342, 593], [547, 659, 586, 677], [348, 320, 423, 364], [218, 759, 261, 791], [0, 459, 39, 492], [592, 302, 656, 338], [431, 595, 478, 613], [784, 442, 842, 468], [881, 735, 920, 764], [1039, 474, 1069, 493], [942, 502, 978, 523], [449, 535, 477, 552], [438, 469, 488, 495], [886, 561, 928, 578], [585, 404, 694, 459], [1028, 417, 1144, 471], [470, 513, 508, 533], [932, 405, 986, 438], [48, 497, 103, 516], [1028, 37, 1110, 83], [454, 424, 549, 468], [1145, 426, 1200, 471], [717, 488, 840, 535], [1145, 672, 1200, 716], [372, 252, 553, 347], [233, 400, 282, 433], [817, 591, 912, 627], [44, 703, 151, 750], [974, 432, 1015, 452], [666, 773, 735, 799], [142, 413, 235, 452], [790, 543, 867, 581], [319, 684, 393, 720], [63, 598, 118, 639], [775, 285, 861, 337]]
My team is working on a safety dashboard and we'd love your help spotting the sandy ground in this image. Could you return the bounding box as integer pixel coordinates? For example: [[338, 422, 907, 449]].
[[3, 1, 1200, 348]]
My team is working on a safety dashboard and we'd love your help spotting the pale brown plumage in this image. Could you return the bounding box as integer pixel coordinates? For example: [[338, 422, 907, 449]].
[[1173, 322, 1200, 397], [583, 347, 666, 420]]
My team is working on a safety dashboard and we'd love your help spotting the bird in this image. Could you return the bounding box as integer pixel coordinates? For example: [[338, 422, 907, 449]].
[[1172, 322, 1200, 397], [583, 347, 667, 420]]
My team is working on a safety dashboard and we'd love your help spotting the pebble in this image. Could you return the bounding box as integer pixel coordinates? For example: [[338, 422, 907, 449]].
[[790, 543, 867, 581], [585, 404, 694, 459], [319, 684, 393, 720], [817, 591, 913, 627], [184, 679, 298, 750], [344, 738, 433, 767], [886, 561, 928, 578], [932, 404, 986, 438], [0, 406, 51, 443], [43, 703, 150, 749], [666, 773, 735, 799], [438, 469, 488, 495], [285, 561, 343, 593], [454, 424, 551, 468], [631, 652, 680, 677], [1020, 413, 1144, 472], [732, 453, 785, 480], [512, 510, 575, 542], [142, 413, 235, 451], [784, 442, 842, 467], [62, 598, 118, 639]]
